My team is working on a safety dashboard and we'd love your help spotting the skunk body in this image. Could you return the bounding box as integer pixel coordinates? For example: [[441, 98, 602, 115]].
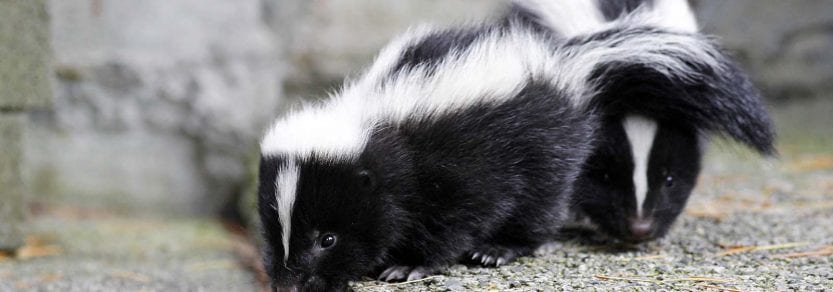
[[258, 0, 775, 290], [516, 0, 775, 243], [258, 23, 597, 291]]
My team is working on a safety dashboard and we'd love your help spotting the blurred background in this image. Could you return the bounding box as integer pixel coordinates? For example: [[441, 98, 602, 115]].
[[1, 0, 832, 290]]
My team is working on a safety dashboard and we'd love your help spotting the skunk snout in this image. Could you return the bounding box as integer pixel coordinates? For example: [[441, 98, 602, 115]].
[[626, 217, 655, 242]]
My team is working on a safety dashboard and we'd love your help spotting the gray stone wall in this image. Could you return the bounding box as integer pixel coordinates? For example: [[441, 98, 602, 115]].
[[20, 0, 833, 217], [1, 0, 51, 249], [695, 0, 833, 101], [271, 0, 503, 101], [26, 0, 284, 215]]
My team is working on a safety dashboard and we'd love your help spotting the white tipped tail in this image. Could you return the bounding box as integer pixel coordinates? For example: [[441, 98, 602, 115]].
[[649, 0, 698, 32], [513, 0, 606, 37]]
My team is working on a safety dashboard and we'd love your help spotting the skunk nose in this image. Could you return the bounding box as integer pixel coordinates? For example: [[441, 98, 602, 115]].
[[627, 218, 654, 242]]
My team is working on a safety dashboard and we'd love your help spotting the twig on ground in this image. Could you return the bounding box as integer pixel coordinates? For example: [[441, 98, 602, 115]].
[[109, 271, 151, 283], [664, 277, 734, 283], [686, 208, 729, 220], [717, 241, 810, 256], [618, 254, 666, 261], [775, 245, 833, 258], [361, 275, 440, 288], [698, 284, 743, 291], [594, 274, 660, 284], [596, 274, 740, 291]]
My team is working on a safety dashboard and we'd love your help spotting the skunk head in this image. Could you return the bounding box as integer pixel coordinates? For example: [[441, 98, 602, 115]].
[[576, 115, 702, 242], [258, 124, 414, 291], [568, 28, 775, 243]]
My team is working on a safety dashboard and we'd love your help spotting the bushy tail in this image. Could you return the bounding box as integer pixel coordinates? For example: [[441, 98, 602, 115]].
[[570, 27, 776, 155], [511, 0, 775, 156], [510, 0, 697, 36]]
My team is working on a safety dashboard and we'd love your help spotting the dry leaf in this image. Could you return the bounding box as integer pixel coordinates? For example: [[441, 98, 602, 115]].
[[0, 251, 13, 262], [788, 155, 833, 172], [16, 244, 63, 259], [15, 235, 63, 259]]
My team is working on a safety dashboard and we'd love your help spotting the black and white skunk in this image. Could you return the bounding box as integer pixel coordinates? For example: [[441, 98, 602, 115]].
[[516, 0, 776, 243], [256, 0, 773, 290]]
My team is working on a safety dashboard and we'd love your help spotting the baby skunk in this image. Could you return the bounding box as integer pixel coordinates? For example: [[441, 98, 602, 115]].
[[515, 0, 776, 243], [257, 0, 771, 290], [257, 23, 596, 291]]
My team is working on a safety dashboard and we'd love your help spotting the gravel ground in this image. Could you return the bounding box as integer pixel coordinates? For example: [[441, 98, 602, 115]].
[[350, 99, 833, 291], [1, 99, 830, 291], [352, 153, 833, 291], [0, 217, 259, 291]]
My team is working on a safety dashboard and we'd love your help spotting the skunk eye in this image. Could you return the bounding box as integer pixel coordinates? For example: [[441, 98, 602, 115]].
[[664, 175, 674, 188], [320, 234, 337, 248], [358, 170, 375, 190], [602, 173, 610, 182]]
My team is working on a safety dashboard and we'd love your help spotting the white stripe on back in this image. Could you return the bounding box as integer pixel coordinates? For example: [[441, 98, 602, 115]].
[[623, 115, 658, 218]]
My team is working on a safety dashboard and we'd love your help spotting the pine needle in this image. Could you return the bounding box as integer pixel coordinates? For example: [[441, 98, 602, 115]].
[[664, 277, 734, 283], [716, 241, 810, 256], [698, 284, 743, 291], [594, 274, 660, 284], [775, 245, 833, 258], [361, 275, 440, 288]]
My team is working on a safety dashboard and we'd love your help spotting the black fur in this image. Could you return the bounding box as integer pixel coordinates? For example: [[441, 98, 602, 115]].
[[259, 81, 595, 290], [390, 28, 483, 76]]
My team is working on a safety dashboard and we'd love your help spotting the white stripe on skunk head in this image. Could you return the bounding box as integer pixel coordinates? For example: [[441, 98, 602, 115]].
[[275, 160, 299, 261], [623, 115, 658, 218]]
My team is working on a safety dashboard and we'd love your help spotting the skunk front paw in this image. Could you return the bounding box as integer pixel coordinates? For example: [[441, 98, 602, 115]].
[[464, 244, 526, 267], [377, 265, 433, 282]]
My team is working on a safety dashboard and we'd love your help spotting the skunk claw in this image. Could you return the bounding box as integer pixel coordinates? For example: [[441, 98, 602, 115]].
[[378, 265, 432, 282]]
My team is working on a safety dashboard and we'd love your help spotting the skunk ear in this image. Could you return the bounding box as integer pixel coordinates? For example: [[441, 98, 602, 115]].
[[572, 27, 776, 156]]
